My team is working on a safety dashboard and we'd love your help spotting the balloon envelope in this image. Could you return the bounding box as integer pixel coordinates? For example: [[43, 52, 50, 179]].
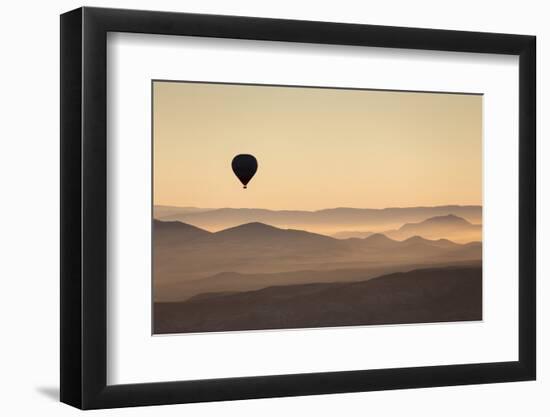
[[231, 154, 258, 188]]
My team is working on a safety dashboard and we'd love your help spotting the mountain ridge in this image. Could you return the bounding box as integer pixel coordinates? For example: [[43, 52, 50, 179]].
[[153, 205, 482, 234], [154, 219, 481, 247], [385, 214, 481, 243]]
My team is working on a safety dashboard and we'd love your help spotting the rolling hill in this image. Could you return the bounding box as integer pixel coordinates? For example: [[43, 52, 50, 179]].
[[154, 260, 481, 302], [154, 219, 212, 243], [153, 205, 482, 234], [385, 214, 482, 243], [154, 265, 482, 334]]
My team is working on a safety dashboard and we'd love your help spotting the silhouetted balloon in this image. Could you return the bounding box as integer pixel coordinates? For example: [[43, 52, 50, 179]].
[[231, 154, 258, 189]]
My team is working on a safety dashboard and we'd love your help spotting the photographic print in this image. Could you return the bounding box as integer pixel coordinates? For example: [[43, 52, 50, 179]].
[[152, 81, 482, 335]]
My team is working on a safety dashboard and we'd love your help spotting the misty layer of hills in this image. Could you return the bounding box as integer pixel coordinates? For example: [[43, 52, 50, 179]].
[[332, 214, 481, 243], [154, 205, 481, 235], [154, 219, 481, 301], [153, 206, 483, 334]]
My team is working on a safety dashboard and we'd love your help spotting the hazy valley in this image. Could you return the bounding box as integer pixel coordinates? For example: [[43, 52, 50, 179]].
[[154, 205, 482, 236], [153, 205, 482, 333]]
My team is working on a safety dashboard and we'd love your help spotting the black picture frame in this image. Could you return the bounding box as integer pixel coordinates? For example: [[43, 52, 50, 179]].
[[60, 6, 536, 410]]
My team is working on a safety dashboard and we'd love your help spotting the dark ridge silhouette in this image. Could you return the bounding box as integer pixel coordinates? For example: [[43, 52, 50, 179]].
[[208, 223, 342, 255], [154, 266, 482, 334], [154, 220, 350, 253], [153, 219, 211, 244], [216, 221, 279, 233], [362, 233, 398, 246], [153, 219, 210, 233], [212, 221, 334, 242]]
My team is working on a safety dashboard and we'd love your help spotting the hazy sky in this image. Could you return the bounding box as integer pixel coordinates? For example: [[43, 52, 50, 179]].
[[153, 81, 482, 210]]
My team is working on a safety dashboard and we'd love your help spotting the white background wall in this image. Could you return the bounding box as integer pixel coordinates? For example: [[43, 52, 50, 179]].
[[0, 0, 545, 415]]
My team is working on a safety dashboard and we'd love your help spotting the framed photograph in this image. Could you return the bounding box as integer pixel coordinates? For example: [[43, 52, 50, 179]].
[[60, 7, 536, 409]]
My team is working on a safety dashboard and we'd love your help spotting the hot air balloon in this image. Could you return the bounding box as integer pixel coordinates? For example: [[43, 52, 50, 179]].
[[231, 154, 258, 189]]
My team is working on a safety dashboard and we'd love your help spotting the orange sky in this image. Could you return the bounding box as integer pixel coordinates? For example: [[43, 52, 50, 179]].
[[153, 81, 482, 210]]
